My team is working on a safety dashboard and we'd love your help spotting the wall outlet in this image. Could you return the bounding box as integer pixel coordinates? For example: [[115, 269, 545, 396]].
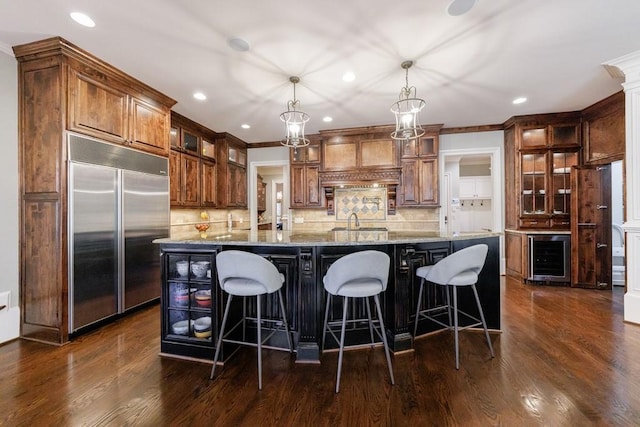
[[294, 217, 304, 224]]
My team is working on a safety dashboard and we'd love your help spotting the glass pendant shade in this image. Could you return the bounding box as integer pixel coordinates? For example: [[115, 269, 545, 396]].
[[391, 61, 425, 140], [280, 76, 310, 150]]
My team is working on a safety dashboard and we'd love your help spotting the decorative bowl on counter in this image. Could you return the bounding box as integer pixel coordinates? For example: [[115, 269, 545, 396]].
[[176, 260, 189, 277], [191, 261, 210, 278]]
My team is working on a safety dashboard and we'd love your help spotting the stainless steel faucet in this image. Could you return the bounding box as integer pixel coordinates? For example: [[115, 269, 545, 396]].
[[347, 212, 360, 232]]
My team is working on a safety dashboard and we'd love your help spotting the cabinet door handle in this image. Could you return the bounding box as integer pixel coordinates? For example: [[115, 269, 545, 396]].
[[597, 243, 608, 249], [597, 205, 608, 210], [529, 221, 538, 224]]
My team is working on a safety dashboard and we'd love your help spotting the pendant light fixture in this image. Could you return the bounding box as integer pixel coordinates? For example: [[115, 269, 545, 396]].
[[390, 60, 425, 140], [280, 76, 310, 150]]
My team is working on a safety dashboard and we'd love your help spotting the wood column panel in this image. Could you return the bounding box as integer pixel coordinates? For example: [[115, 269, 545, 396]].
[[22, 198, 67, 344]]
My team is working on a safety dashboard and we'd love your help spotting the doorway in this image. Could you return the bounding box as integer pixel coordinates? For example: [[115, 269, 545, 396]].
[[440, 146, 504, 273], [439, 147, 502, 235], [250, 162, 289, 231]]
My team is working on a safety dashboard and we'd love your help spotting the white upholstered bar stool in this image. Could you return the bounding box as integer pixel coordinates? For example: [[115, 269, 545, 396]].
[[322, 250, 395, 393], [210, 250, 293, 390], [413, 244, 494, 369]]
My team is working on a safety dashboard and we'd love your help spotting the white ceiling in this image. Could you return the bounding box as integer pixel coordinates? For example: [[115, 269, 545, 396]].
[[1, 0, 638, 143]]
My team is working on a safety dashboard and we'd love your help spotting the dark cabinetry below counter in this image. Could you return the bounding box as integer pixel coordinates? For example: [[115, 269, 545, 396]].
[[157, 235, 500, 363]]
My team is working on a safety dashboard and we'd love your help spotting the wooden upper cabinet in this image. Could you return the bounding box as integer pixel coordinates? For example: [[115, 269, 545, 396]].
[[212, 132, 248, 209], [181, 153, 201, 207], [322, 137, 397, 171], [201, 159, 217, 207], [227, 163, 247, 207], [68, 67, 171, 156], [169, 150, 180, 205], [399, 158, 438, 206], [520, 127, 547, 149], [171, 149, 201, 207], [398, 130, 440, 208], [130, 97, 170, 155], [291, 143, 320, 164], [289, 140, 322, 208], [323, 139, 357, 171], [400, 135, 438, 158], [360, 139, 396, 168], [68, 69, 128, 142], [582, 91, 625, 164], [201, 138, 216, 160], [551, 124, 580, 147], [514, 114, 581, 150]]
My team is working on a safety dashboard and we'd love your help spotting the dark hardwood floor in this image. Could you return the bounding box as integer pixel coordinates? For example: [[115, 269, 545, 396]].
[[2, 278, 640, 426]]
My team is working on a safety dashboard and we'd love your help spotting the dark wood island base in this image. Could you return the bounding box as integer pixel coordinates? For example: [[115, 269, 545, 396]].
[[155, 231, 500, 364]]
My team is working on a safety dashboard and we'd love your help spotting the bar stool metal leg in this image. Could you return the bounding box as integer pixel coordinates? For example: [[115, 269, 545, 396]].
[[413, 278, 425, 337], [336, 296, 349, 393], [374, 294, 395, 385], [366, 297, 375, 347], [256, 295, 262, 390], [444, 285, 453, 330], [452, 286, 460, 370], [322, 293, 331, 351], [277, 289, 293, 352], [211, 293, 233, 380], [472, 284, 495, 358]]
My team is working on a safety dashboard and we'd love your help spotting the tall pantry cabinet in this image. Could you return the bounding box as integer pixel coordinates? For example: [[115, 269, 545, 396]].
[[13, 37, 176, 344]]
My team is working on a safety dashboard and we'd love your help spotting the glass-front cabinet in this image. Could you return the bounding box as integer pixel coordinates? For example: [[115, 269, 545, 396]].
[[519, 149, 578, 229], [521, 152, 547, 215], [161, 249, 218, 360], [551, 151, 578, 215]]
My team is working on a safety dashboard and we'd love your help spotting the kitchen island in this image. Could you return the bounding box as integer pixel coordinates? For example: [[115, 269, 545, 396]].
[[155, 230, 500, 364]]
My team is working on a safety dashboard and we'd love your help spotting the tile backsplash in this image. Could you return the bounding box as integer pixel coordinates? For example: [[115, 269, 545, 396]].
[[335, 187, 387, 221]]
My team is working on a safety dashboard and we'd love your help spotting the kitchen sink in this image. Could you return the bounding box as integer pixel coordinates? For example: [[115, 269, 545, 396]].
[[330, 227, 388, 232]]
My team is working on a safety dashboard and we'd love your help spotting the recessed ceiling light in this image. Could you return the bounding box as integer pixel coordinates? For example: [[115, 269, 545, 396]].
[[241, 124, 251, 129], [512, 97, 528, 105], [323, 116, 333, 123], [70, 12, 95, 28], [446, 0, 477, 16], [193, 92, 207, 101], [342, 72, 356, 82], [227, 37, 250, 52]]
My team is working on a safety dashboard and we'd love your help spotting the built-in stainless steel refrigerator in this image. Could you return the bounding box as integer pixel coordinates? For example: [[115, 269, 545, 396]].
[[68, 134, 170, 333]]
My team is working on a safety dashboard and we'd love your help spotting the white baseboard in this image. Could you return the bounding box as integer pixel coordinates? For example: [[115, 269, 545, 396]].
[[0, 307, 20, 344]]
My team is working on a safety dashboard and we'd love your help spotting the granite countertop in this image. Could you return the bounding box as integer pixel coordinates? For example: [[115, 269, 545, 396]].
[[155, 229, 500, 247]]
